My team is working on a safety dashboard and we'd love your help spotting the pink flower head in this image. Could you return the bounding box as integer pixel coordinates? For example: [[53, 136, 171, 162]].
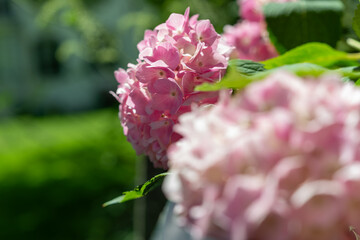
[[113, 7, 230, 169], [222, 0, 297, 61], [163, 71, 360, 239], [223, 20, 277, 61]]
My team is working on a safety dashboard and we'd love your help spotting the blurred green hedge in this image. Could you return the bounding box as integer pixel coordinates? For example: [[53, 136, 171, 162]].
[[0, 109, 137, 240]]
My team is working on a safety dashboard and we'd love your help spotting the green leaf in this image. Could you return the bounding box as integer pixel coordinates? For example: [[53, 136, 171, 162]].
[[195, 73, 252, 91], [196, 63, 333, 91], [264, 1, 344, 53], [103, 172, 168, 206], [195, 60, 265, 91], [228, 59, 266, 75], [353, 4, 360, 40], [196, 43, 360, 92], [336, 66, 360, 80], [277, 63, 330, 77], [262, 43, 359, 69]]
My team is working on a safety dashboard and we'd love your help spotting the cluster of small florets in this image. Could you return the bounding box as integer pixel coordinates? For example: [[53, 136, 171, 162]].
[[222, 0, 294, 61], [114, 8, 230, 169], [223, 20, 277, 61], [164, 71, 360, 240]]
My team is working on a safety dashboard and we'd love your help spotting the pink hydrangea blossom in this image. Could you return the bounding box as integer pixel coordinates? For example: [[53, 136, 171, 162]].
[[223, 20, 277, 61], [222, 0, 296, 61], [163, 71, 360, 240], [113, 8, 231, 169]]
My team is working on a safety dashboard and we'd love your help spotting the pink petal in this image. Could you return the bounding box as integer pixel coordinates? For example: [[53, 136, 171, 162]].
[[136, 63, 175, 83], [194, 20, 218, 46], [150, 119, 174, 148], [166, 13, 185, 33], [150, 78, 183, 114]]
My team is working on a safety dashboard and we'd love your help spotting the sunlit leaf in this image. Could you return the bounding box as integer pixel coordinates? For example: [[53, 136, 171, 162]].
[[103, 172, 168, 206], [336, 66, 360, 81], [262, 43, 359, 69], [196, 63, 334, 91], [228, 59, 266, 75]]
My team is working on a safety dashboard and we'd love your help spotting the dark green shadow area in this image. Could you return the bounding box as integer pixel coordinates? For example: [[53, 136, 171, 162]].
[[0, 110, 136, 240]]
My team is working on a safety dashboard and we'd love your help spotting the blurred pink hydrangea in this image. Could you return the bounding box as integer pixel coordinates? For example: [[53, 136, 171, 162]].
[[223, 20, 277, 61], [164, 71, 360, 240], [222, 0, 295, 61], [113, 8, 231, 169]]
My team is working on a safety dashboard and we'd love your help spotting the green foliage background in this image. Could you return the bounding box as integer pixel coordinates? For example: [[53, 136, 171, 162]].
[[0, 110, 137, 240]]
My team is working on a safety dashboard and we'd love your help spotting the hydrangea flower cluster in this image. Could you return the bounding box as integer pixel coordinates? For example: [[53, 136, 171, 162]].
[[164, 71, 360, 240], [223, 21, 277, 61], [222, 0, 294, 61], [113, 8, 230, 169]]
